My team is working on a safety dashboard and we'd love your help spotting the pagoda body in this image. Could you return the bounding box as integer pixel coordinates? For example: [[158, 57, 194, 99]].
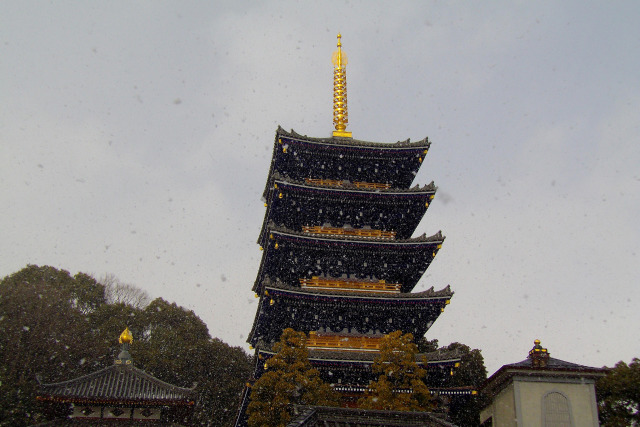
[[236, 36, 463, 425], [247, 127, 457, 388]]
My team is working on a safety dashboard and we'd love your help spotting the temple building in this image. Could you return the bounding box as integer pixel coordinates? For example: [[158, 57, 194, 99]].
[[479, 340, 606, 427], [236, 34, 467, 425], [37, 328, 195, 426]]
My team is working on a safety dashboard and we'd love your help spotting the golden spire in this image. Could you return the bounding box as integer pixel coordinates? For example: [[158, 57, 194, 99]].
[[119, 327, 133, 344], [332, 33, 352, 138]]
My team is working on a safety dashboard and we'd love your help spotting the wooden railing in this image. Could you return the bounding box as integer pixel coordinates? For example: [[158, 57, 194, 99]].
[[300, 276, 401, 293], [302, 225, 396, 240], [353, 181, 391, 189], [305, 178, 343, 187], [307, 332, 382, 351], [304, 178, 391, 190]]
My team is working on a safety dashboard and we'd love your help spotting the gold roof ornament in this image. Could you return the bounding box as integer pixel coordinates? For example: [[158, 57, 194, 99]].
[[116, 328, 134, 365], [119, 327, 133, 344], [332, 34, 352, 138], [528, 338, 550, 368]]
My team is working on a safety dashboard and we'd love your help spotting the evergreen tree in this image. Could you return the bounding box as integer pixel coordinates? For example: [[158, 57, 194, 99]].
[[0, 265, 252, 427], [358, 330, 433, 411], [597, 358, 640, 426], [247, 328, 337, 427], [442, 342, 488, 427]]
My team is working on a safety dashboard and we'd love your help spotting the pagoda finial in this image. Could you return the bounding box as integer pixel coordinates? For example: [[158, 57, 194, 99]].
[[116, 328, 133, 365], [332, 33, 352, 138]]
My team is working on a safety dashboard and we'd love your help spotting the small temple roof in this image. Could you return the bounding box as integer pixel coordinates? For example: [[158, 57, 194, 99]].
[[38, 364, 195, 405], [37, 328, 195, 406], [481, 339, 606, 399]]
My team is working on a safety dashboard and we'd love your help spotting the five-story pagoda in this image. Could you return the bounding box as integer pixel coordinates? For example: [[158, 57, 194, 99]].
[[238, 35, 461, 423]]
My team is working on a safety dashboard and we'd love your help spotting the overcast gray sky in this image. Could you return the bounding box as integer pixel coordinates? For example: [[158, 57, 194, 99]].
[[1, 1, 639, 374]]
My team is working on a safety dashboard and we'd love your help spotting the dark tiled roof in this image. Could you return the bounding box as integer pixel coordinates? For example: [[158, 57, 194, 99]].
[[505, 356, 599, 370], [481, 356, 607, 399], [287, 405, 458, 427], [38, 364, 195, 405]]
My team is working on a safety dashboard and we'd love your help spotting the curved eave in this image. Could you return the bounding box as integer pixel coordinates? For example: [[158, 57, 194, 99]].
[[262, 278, 454, 299], [38, 364, 195, 402], [247, 287, 450, 346], [36, 395, 195, 406], [278, 126, 430, 149], [261, 126, 431, 200], [255, 348, 460, 368], [253, 228, 444, 293], [258, 176, 436, 245]]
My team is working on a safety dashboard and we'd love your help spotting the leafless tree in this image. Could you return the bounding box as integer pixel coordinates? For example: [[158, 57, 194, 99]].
[[99, 273, 150, 309]]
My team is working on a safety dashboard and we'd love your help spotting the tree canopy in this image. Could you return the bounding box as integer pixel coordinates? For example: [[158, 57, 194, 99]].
[[0, 265, 251, 427], [358, 330, 433, 412], [597, 358, 640, 426], [247, 328, 338, 427]]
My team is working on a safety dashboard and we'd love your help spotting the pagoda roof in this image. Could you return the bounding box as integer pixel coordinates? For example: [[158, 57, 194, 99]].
[[262, 127, 431, 199], [277, 126, 431, 148], [254, 227, 444, 294], [247, 281, 451, 346], [259, 174, 435, 244], [37, 363, 195, 406]]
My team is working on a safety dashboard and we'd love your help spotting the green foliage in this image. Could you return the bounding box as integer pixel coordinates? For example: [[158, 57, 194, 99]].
[[597, 358, 640, 426], [358, 330, 433, 412], [442, 342, 488, 427], [0, 265, 102, 426], [0, 265, 251, 427], [247, 328, 338, 427]]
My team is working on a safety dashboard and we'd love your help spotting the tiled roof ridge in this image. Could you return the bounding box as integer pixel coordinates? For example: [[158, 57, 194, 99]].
[[262, 276, 453, 299], [506, 356, 604, 371], [277, 125, 430, 148], [268, 222, 444, 244], [38, 363, 195, 397], [271, 171, 437, 192]]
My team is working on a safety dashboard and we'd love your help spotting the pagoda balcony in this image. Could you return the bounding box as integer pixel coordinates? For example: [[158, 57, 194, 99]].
[[300, 276, 401, 294], [302, 225, 396, 240], [305, 178, 392, 190], [307, 332, 382, 351]]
